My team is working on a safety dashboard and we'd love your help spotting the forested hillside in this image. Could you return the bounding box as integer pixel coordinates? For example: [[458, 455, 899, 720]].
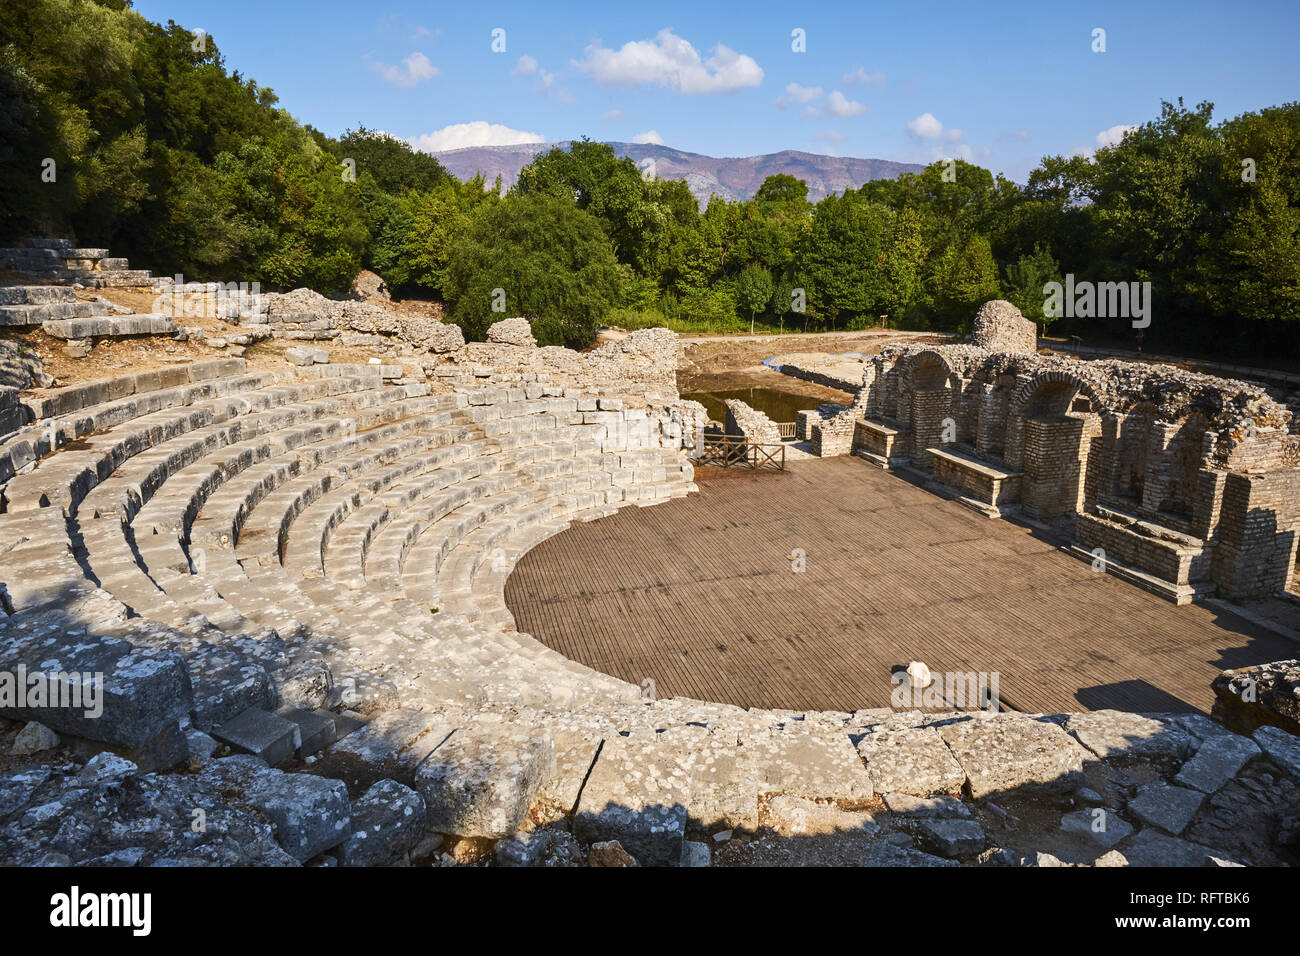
[[3, 0, 1298, 355]]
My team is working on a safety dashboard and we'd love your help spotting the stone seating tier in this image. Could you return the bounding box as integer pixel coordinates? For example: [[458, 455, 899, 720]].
[[0, 356, 1291, 868]]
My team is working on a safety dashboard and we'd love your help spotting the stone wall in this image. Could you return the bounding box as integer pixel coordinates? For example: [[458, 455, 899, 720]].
[[1211, 470, 1300, 599], [1212, 659, 1300, 736], [724, 399, 782, 445]]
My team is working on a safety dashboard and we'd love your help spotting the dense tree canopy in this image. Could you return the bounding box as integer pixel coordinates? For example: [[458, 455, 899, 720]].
[[4, 2, 1299, 355], [444, 193, 622, 349]]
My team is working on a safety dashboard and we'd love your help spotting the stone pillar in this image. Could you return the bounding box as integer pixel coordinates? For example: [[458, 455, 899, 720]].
[[909, 387, 953, 467], [975, 385, 1000, 459], [1021, 416, 1091, 518], [1141, 422, 1181, 514], [1211, 470, 1300, 599]]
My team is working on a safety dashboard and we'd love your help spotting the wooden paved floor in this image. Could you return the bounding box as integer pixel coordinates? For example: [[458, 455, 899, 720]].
[[505, 457, 1297, 715]]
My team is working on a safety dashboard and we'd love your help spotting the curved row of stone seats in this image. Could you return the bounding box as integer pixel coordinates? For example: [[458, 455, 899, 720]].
[[0, 363, 440, 734], [3, 366, 345, 512], [109, 385, 456, 651], [195, 386, 692, 708], [0, 358, 248, 482], [79, 377, 608, 712], [3, 361, 426, 673], [248, 390, 689, 707]]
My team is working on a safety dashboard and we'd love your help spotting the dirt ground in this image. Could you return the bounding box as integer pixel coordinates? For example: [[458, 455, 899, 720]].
[[677, 328, 944, 397]]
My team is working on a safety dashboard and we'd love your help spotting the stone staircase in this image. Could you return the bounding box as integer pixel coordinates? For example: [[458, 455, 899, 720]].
[[0, 237, 153, 287]]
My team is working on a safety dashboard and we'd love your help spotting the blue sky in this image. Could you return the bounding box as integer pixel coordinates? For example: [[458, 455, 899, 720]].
[[135, 0, 1300, 181]]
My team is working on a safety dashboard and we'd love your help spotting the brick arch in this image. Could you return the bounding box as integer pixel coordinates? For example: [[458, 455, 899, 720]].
[[1008, 369, 1108, 421], [1004, 370, 1106, 517], [899, 351, 963, 463], [902, 349, 961, 389]]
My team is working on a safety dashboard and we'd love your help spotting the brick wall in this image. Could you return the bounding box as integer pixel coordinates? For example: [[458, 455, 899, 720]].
[[1212, 470, 1300, 599]]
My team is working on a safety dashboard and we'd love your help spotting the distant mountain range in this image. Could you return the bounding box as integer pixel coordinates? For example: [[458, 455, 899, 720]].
[[429, 142, 923, 205]]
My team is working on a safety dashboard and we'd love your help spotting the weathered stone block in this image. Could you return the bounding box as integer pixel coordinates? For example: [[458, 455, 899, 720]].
[[857, 725, 966, 796], [336, 779, 425, 867], [415, 726, 555, 839], [937, 715, 1086, 798]]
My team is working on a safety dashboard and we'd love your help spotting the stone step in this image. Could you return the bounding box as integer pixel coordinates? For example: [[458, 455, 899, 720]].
[[42, 314, 176, 340], [0, 300, 102, 326], [0, 285, 77, 305], [5, 371, 390, 512], [17, 238, 73, 250]]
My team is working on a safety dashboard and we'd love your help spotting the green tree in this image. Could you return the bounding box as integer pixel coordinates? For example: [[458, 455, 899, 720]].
[[928, 234, 1000, 331], [801, 193, 895, 329], [444, 193, 622, 348], [514, 138, 667, 272], [735, 263, 774, 333], [1003, 245, 1063, 336]]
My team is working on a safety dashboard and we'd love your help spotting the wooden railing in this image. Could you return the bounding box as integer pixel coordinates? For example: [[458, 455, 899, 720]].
[[776, 421, 797, 440], [699, 434, 786, 470]]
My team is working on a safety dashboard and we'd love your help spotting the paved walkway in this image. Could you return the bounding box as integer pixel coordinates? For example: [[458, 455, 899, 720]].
[[506, 457, 1297, 715]]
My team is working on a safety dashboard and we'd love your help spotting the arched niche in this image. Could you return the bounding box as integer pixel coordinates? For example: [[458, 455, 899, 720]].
[[1011, 374, 1104, 520], [905, 352, 959, 466]]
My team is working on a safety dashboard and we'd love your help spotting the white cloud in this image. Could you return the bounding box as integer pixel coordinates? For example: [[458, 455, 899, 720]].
[[826, 90, 867, 118], [841, 67, 885, 88], [814, 129, 846, 143], [512, 56, 574, 102], [408, 122, 545, 152], [371, 52, 438, 88], [945, 127, 963, 142], [601, 109, 626, 121], [778, 82, 822, 107], [573, 28, 763, 94], [905, 112, 945, 140], [1095, 124, 1138, 149], [632, 130, 664, 145]]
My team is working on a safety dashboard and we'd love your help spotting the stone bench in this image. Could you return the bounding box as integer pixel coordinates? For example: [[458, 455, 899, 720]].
[[0, 367, 290, 487], [927, 446, 1023, 518], [1071, 507, 1210, 605], [853, 418, 909, 469], [5, 371, 389, 512], [0, 299, 106, 327]]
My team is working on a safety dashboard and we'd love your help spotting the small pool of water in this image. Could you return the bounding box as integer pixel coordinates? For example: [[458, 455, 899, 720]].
[[681, 387, 828, 424]]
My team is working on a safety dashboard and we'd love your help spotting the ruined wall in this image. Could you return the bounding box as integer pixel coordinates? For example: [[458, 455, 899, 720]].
[[971, 300, 1038, 355], [725, 400, 782, 445], [836, 334, 1297, 600]]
